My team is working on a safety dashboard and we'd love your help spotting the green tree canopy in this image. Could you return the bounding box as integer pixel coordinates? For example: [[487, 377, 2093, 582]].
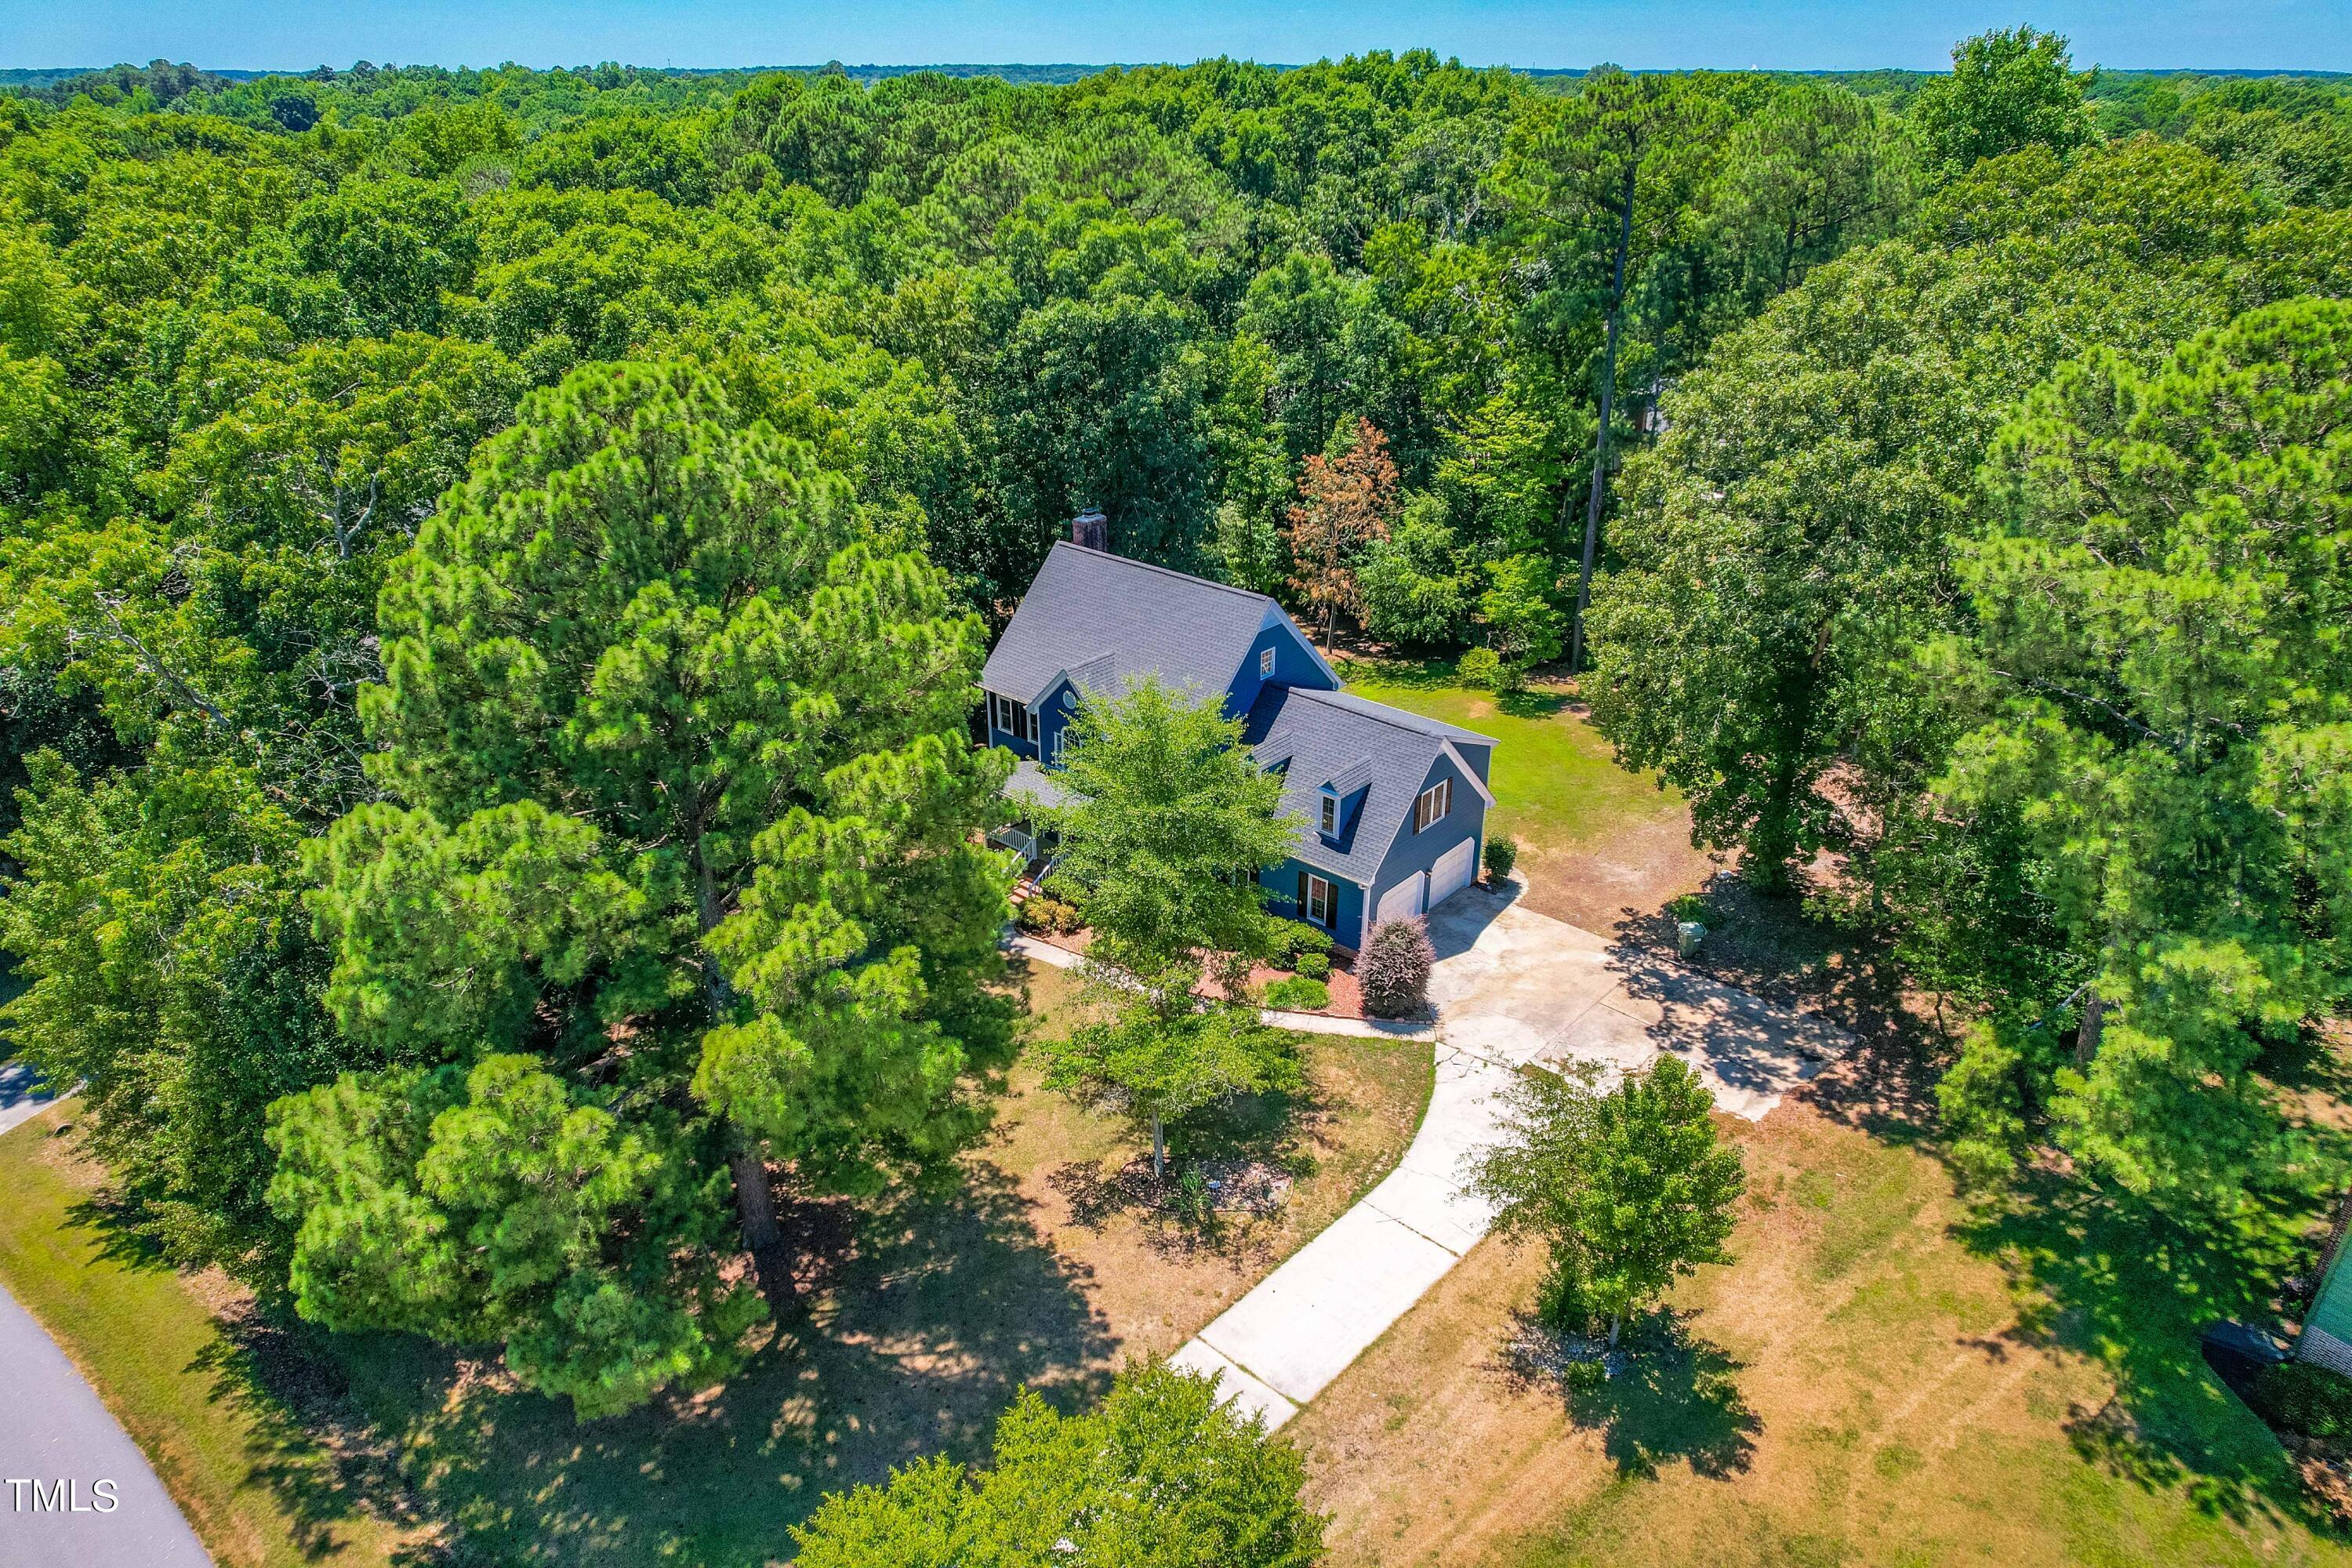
[[274, 361, 1015, 1413], [1468, 1054, 1747, 1346], [1043, 677, 1296, 985], [792, 1363, 1327, 1566], [1932, 299, 2352, 1210], [1911, 27, 2094, 180]]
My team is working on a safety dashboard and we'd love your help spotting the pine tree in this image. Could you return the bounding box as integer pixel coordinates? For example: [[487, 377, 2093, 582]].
[[272, 361, 1015, 1414]]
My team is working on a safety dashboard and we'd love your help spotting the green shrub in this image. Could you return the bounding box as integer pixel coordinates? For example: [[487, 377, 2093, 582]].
[[1274, 919, 1332, 967], [1457, 647, 1502, 690], [1668, 893, 1709, 924], [1265, 976, 1331, 1011], [1294, 951, 1330, 981], [1017, 897, 1081, 935], [2256, 1359, 2352, 1437], [1483, 835, 1516, 884]]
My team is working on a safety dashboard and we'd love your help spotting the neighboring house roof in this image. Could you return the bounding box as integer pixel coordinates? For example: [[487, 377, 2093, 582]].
[[1243, 684, 1490, 887], [981, 543, 1336, 707]]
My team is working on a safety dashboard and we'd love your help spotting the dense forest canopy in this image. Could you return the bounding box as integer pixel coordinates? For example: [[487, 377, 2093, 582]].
[[0, 33, 2347, 1415]]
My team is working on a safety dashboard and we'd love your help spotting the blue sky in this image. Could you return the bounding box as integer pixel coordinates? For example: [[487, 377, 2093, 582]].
[[9, 0, 2348, 74]]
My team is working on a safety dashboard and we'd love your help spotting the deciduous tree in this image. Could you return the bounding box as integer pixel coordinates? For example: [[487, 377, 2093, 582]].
[[792, 1363, 1327, 1566], [1468, 1055, 1745, 1348], [1284, 416, 1399, 646]]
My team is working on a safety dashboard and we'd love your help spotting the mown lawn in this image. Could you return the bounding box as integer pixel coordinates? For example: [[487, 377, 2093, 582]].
[[1290, 1097, 2352, 1568], [1336, 657, 1716, 931], [0, 964, 1433, 1566], [0, 1102, 411, 1566]]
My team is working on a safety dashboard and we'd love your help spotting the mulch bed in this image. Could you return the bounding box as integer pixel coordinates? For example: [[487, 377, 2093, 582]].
[[1017, 922, 1374, 1020]]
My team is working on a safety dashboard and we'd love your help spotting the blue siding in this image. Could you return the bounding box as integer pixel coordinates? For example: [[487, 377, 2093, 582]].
[[1260, 858, 1366, 951], [987, 682, 1080, 764], [1365, 751, 1486, 937], [1224, 617, 1336, 719], [987, 715, 1038, 760]]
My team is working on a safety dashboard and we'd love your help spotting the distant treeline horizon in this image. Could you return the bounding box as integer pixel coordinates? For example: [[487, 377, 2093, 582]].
[[4, 58, 2347, 101]]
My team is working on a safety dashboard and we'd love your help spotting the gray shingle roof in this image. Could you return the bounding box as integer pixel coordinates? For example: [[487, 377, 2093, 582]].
[[1290, 686, 1495, 747], [1244, 685, 1479, 887], [1003, 759, 1069, 811], [981, 543, 1284, 707]]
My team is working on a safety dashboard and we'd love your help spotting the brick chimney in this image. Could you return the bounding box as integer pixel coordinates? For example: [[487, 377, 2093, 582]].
[[1070, 508, 1109, 552]]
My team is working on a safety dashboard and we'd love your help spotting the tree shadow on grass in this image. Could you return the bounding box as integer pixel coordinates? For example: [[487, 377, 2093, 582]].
[[1494, 1308, 1759, 1483], [1947, 1165, 2339, 1531], [1041, 1051, 1336, 1266], [189, 1161, 1116, 1566]]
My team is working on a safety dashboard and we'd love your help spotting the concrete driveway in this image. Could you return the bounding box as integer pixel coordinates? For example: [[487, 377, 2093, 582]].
[[0, 1062, 56, 1139], [1173, 880, 1851, 1432], [1426, 881, 1848, 1120]]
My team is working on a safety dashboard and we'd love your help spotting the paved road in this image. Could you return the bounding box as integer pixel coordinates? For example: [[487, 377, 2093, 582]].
[[1172, 882, 1849, 1431], [0, 1197, 212, 1566], [0, 1062, 56, 1139]]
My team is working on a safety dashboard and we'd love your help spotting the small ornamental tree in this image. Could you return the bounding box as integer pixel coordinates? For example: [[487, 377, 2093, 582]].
[[1044, 678, 1295, 989], [1359, 918, 1436, 1018], [1042, 1001, 1301, 1181], [1483, 835, 1518, 884], [793, 1363, 1328, 1567], [1468, 1056, 1746, 1347], [1284, 417, 1399, 646]]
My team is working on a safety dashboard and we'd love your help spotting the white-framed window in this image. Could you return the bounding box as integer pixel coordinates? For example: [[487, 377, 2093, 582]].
[[1296, 870, 1337, 927], [989, 693, 1041, 746], [1261, 646, 1276, 678], [1414, 778, 1453, 833], [1319, 789, 1338, 834], [1051, 725, 1067, 762]]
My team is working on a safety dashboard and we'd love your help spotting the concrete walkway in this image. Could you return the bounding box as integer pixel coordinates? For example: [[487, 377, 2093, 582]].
[[0, 1280, 212, 1566], [1172, 883, 1850, 1430]]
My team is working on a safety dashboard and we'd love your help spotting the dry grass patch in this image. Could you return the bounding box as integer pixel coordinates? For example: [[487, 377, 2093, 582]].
[[0, 959, 1432, 1566], [987, 956, 1436, 1359], [1334, 659, 1718, 935], [1288, 1097, 2351, 1568]]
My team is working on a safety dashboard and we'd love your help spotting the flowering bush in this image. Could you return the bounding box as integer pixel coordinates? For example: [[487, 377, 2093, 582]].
[[1360, 917, 1436, 1018]]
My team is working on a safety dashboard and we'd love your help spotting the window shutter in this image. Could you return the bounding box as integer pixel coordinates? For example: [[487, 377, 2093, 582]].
[[1297, 869, 1308, 916]]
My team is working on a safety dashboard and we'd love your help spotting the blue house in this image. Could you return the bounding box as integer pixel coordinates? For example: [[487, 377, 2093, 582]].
[[980, 539, 1496, 953]]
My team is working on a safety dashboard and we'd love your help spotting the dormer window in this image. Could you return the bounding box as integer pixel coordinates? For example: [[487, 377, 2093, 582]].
[[1261, 647, 1276, 678], [1320, 789, 1338, 834]]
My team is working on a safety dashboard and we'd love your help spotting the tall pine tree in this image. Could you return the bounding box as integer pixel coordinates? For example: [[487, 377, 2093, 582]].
[[271, 362, 1015, 1414]]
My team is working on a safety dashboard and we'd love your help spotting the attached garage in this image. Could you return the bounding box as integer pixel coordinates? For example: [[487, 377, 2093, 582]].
[[1428, 837, 1478, 908], [1374, 872, 1426, 926]]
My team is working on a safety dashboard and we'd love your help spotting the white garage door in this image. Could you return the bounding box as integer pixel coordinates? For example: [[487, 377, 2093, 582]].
[[1428, 838, 1478, 907], [1374, 871, 1426, 926]]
